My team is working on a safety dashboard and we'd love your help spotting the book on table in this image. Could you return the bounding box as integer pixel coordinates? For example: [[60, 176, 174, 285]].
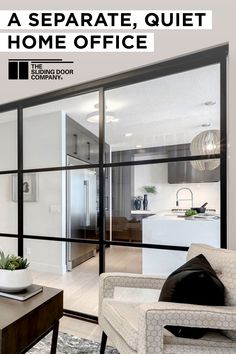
[[0, 284, 43, 301]]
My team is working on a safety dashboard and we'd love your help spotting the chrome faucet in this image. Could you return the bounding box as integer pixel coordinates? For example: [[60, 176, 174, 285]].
[[176, 187, 193, 208]]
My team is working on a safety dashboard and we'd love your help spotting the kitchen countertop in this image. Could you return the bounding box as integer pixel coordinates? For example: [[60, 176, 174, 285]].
[[145, 213, 220, 221], [131, 210, 156, 215], [142, 210, 220, 276]]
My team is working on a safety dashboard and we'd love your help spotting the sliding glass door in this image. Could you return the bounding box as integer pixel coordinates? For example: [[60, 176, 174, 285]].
[[0, 44, 227, 320], [104, 63, 221, 276]]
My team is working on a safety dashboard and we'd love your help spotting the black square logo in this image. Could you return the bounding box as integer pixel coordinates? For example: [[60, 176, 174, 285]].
[[8, 61, 29, 80]]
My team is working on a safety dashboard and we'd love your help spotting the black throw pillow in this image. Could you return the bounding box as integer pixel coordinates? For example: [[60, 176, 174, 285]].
[[159, 254, 225, 339]]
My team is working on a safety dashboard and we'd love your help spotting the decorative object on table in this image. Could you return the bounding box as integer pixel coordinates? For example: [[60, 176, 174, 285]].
[[141, 185, 157, 211], [29, 331, 119, 354], [190, 129, 220, 171], [0, 251, 32, 292], [0, 284, 42, 301], [191, 202, 208, 214], [143, 194, 148, 210], [12, 173, 38, 202], [134, 196, 143, 210]]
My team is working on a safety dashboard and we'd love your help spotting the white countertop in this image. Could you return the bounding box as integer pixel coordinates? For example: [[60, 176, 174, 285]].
[[144, 213, 220, 222], [131, 210, 156, 215]]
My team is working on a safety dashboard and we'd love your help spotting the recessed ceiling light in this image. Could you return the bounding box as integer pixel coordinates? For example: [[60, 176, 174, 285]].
[[136, 144, 142, 148], [124, 133, 133, 137], [201, 123, 212, 128], [204, 101, 216, 106]]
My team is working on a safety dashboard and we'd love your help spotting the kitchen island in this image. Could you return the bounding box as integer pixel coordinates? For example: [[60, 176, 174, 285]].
[[142, 213, 220, 276]]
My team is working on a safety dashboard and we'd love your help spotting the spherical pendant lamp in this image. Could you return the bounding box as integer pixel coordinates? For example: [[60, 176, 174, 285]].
[[190, 129, 220, 171]]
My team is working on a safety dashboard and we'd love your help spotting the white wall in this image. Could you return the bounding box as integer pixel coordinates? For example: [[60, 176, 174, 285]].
[[0, 115, 18, 255], [0, 111, 67, 274], [23, 111, 66, 273]]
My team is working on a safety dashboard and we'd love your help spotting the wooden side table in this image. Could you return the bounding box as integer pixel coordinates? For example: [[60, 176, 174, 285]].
[[0, 286, 63, 354]]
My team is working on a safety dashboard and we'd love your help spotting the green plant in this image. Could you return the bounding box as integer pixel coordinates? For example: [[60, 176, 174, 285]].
[[185, 209, 198, 217], [0, 251, 29, 270], [142, 186, 157, 194]]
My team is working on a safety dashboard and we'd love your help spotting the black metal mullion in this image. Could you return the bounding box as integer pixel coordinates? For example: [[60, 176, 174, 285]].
[[99, 88, 105, 275], [220, 56, 227, 248], [63, 309, 98, 324], [17, 107, 23, 257], [19, 153, 221, 175]]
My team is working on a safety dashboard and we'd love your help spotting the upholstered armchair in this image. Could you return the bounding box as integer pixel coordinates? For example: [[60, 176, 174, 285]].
[[99, 244, 236, 354]]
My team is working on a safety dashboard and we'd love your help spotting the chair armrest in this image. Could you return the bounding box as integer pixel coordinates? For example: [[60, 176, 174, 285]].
[[137, 302, 236, 354], [100, 272, 166, 299], [99, 273, 166, 319]]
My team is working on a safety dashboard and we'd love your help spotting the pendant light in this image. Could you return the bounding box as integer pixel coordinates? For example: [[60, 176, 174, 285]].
[[86, 104, 118, 124], [190, 129, 220, 171]]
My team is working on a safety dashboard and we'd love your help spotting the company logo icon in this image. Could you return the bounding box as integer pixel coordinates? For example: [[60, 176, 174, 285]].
[[8, 59, 74, 81], [8, 60, 29, 80]]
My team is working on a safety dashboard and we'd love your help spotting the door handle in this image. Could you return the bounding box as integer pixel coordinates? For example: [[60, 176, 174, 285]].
[[105, 196, 109, 211], [84, 180, 90, 226], [73, 134, 78, 155], [87, 141, 90, 160]]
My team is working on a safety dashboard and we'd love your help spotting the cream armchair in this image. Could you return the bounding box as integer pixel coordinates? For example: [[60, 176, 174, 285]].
[[98, 244, 236, 354]]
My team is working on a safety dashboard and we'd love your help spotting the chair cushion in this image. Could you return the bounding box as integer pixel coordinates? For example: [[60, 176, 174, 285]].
[[159, 254, 225, 339], [187, 244, 236, 340], [102, 299, 236, 352], [102, 299, 139, 350]]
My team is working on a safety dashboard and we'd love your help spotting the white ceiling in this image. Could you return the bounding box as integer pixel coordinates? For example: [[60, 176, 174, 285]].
[[23, 63, 220, 152]]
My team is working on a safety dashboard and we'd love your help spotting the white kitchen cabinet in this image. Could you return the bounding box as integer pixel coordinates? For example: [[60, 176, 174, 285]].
[[142, 214, 220, 276]]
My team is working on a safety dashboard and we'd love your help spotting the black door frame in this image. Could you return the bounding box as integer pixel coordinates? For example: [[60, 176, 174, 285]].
[[0, 43, 228, 323]]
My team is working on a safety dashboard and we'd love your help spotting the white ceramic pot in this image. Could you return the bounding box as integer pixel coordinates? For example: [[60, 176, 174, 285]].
[[0, 268, 32, 292]]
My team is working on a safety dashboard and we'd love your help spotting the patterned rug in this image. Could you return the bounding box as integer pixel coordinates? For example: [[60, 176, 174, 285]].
[[28, 331, 119, 354]]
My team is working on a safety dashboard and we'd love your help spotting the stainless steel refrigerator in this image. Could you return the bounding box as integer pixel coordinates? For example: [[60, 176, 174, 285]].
[[66, 156, 98, 271]]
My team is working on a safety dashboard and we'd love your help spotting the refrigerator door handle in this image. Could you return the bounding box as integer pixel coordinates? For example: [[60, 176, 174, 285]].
[[84, 180, 90, 227]]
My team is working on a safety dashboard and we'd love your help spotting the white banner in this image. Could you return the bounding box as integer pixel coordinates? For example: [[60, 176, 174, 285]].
[[0, 32, 154, 52], [0, 10, 212, 30]]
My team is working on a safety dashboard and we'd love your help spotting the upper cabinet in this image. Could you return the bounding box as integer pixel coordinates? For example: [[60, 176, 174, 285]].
[[167, 144, 220, 184], [66, 116, 99, 164]]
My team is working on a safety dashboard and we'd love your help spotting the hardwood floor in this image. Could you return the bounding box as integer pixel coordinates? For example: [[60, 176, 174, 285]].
[[59, 317, 103, 344], [59, 316, 117, 347], [32, 246, 142, 316]]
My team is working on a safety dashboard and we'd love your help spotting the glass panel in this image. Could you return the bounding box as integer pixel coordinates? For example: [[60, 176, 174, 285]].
[[0, 174, 18, 234], [24, 169, 99, 239], [105, 245, 141, 274], [105, 64, 220, 163], [0, 110, 17, 171], [142, 248, 187, 277], [105, 246, 188, 299], [23, 91, 99, 169], [0, 236, 18, 255], [24, 239, 99, 315], [106, 160, 220, 244], [105, 246, 188, 280]]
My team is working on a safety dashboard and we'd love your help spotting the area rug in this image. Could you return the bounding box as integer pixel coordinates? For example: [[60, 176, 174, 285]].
[[28, 331, 119, 353]]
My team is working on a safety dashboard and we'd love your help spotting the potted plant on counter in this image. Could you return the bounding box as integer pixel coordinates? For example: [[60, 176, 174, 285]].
[[0, 251, 32, 292]]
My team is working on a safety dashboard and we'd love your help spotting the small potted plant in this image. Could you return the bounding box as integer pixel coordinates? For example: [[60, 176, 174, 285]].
[[0, 251, 32, 292]]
